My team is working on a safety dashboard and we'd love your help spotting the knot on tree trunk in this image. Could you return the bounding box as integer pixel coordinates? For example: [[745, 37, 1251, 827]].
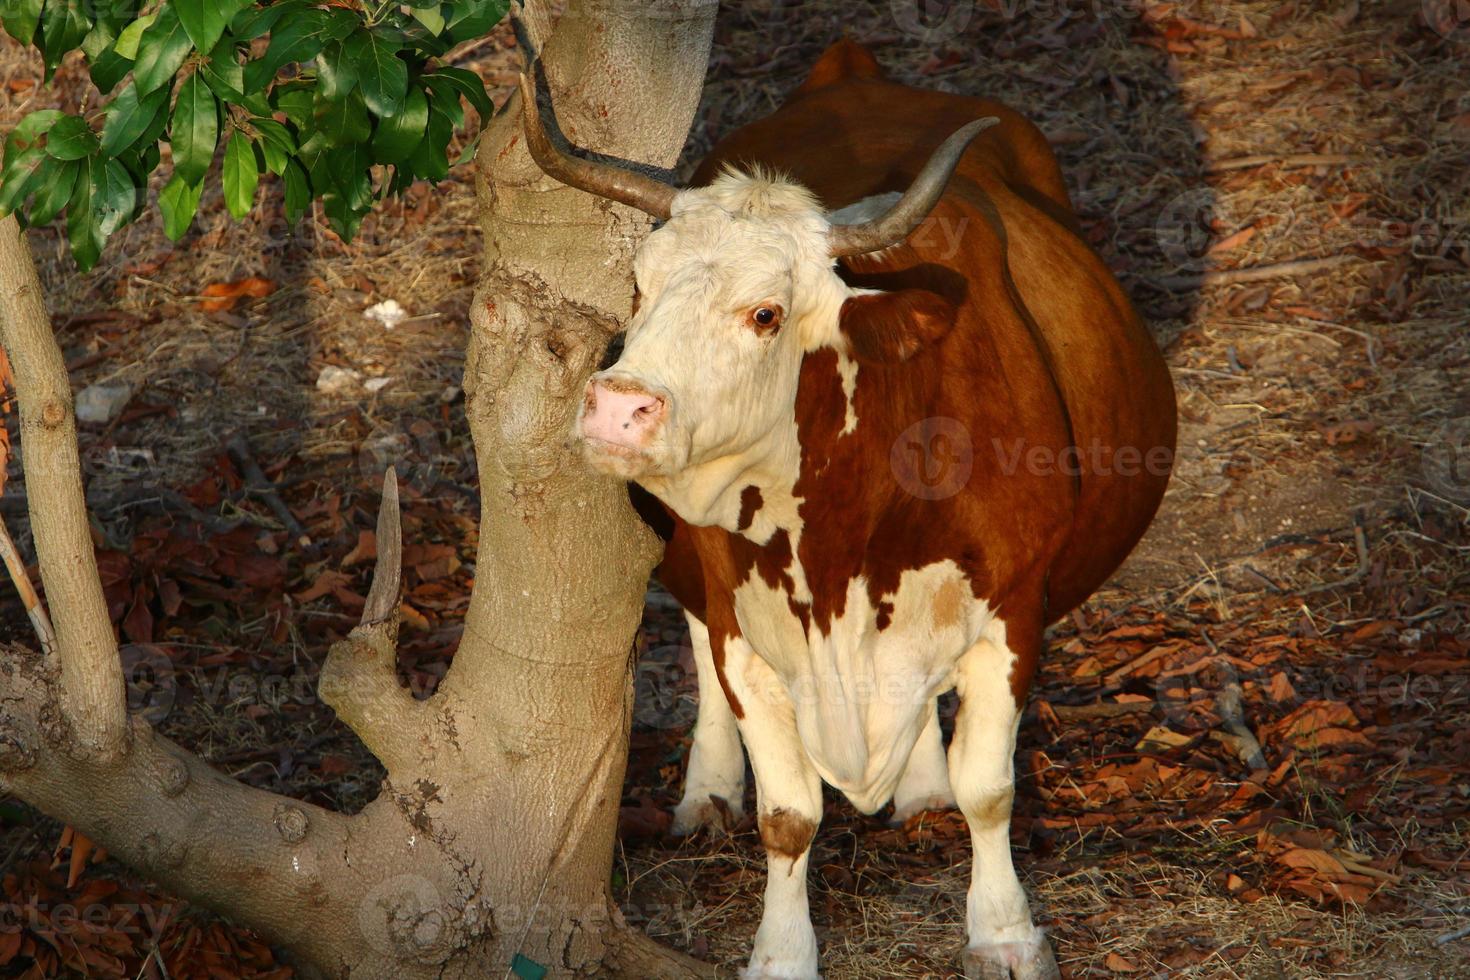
[[273, 803, 310, 843], [358, 872, 462, 965], [0, 715, 36, 772]]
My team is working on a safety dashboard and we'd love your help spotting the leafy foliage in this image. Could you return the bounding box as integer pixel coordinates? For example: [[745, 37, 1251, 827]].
[[0, 1, 505, 269]]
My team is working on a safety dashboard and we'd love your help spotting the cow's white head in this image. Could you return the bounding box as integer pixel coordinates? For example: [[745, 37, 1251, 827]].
[[517, 72, 994, 495]]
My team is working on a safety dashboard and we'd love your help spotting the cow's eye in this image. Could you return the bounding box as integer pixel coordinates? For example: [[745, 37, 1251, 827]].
[[749, 306, 782, 332]]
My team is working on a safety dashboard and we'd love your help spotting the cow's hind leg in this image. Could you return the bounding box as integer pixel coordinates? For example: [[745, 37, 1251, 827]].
[[891, 696, 956, 824], [672, 612, 748, 834], [950, 628, 1059, 980], [732, 648, 822, 979]]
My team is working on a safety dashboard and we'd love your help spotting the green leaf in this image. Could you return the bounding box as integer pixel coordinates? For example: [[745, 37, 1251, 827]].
[[282, 158, 309, 222], [89, 43, 134, 94], [39, 1, 91, 75], [346, 29, 407, 117], [158, 172, 202, 240], [29, 157, 79, 225], [0, 146, 46, 217], [175, 0, 249, 56], [316, 40, 357, 102], [221, 130, 257, 219], [5, 109, 64, 157], [410, 4, 445, 35], [1, 0, 43, 46], [406, 99, 452, 182], [101, 80, 169, 155], [66, 157, 102, 270], [315, 89, 371, 147], [134, 5, 194, 96], [201, 36, 246, 101], [44, 116, 99, 161], [424, 66, 491, 119], [372, 85, 427, 164], [92, 156, 136, 237], [170, 72, 217, 184], [230, 0, 302, 42], [112, 10, 156, 59], [243, 7, 354, 92], [445, 0, 507, 44]]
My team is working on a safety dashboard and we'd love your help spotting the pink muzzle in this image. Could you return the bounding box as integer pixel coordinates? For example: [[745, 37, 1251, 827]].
[[580, 380, 666, 450]]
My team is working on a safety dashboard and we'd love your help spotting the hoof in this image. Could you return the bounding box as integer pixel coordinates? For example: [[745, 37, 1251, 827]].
[[670, 792, 741, 836], [889, 792, 958, 826], [962, 936, 1060, 980]]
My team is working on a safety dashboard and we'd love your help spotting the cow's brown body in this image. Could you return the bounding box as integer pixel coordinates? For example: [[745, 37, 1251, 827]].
[[653, 42, 1174, 705]]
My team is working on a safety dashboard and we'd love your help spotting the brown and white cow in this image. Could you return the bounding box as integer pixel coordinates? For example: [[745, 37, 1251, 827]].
[[520, 40, 1175, 980]]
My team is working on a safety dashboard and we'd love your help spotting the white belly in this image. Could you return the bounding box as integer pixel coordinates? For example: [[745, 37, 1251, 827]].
[[732, 558, 993, 812]]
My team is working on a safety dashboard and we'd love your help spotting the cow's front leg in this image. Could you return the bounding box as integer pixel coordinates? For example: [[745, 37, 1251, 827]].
[[731, 645, 822, 979], [890, 696, 956, 824], [672, 612, 748, 834], [950, 629, 1059, 980]]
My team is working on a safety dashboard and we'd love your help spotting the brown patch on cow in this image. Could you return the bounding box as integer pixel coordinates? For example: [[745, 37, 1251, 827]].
[[737, 485, 763, 532], [875, 600, 894, 631], [793, 39, 885, 98], [931, 579, 967, 630], [707, 625, 745, 719], [759, 807, 817, 862], [839, 288, 957, 363]]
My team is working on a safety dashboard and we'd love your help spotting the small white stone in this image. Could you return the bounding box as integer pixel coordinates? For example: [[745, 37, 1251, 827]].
[[364, 377, 392, 393], [315, 365, 362, 395], [365, 298, 408, 330], [74, 382, 133, 423]]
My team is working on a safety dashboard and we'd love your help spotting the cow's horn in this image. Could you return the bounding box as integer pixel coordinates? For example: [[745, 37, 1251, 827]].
[[516, 70, 676, 220], [827, 117, 1000, 257]]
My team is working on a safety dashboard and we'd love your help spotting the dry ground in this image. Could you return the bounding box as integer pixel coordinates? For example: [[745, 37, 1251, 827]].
[[1, 1, 1468, 978]]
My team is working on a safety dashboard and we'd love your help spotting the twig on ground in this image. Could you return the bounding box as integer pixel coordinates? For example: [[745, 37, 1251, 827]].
[[1205, 153, 1356, 172], [1298, 517, 1370, 596], [1151, 254, 1365, 292], [225, 432, 314, 553], [1435, 923, 1470, 946]]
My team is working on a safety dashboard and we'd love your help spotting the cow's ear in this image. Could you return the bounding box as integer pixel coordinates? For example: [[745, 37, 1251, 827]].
[[838, 289, 957, 363]]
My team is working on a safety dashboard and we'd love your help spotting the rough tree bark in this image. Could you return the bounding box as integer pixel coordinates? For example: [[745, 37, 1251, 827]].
[[0, 0, 716, 976]]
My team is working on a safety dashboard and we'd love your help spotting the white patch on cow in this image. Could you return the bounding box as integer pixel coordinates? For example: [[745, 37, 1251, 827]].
[[673, 612, 748, 834], [891, 697, 957, 823], [580, 170, 877, 536], [732, 558, 992, 813], [721, 638, 823, 980], [836, 351, 859, 436], [949, 623, 1043, 953]]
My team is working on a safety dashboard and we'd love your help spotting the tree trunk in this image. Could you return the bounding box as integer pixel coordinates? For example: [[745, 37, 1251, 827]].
[[0, 1, 717, 976]]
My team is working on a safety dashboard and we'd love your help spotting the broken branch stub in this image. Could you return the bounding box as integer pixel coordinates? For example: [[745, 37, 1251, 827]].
[[362, 467, 403, 628]]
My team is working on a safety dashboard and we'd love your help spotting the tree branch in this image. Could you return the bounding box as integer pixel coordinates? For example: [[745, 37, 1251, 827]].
[[0, 214, 125, 756], [319, 469, 427, 774]]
